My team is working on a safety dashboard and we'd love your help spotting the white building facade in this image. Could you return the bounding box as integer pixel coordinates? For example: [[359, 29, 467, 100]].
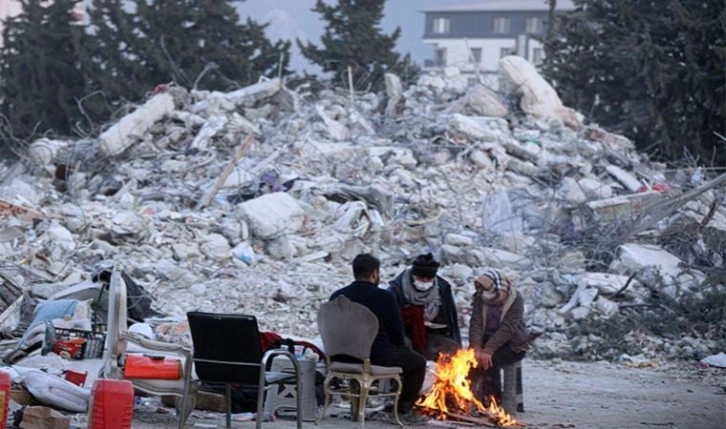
[[422, 0, 574, 81]]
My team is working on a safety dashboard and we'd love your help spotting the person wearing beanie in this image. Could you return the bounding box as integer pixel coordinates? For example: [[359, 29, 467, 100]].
[[387, 253, 462, 361], [468, 269, 530, 406]]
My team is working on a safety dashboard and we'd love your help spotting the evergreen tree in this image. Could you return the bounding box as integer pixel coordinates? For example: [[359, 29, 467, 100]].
[[83, 0, 290, 120], [298, 0, 418, 92], [543, 0, 726, 165], [0, 0, 85, 141]]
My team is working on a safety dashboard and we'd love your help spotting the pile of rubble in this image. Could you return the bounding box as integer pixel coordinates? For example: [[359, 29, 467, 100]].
[[0, 56, 723, 362]]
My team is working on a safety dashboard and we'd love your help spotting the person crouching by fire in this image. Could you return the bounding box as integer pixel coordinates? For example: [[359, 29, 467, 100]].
[[468, 269, 529, 405]]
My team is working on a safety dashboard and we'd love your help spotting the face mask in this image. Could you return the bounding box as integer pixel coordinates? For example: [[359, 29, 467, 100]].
[[414, 280, 435, 291], [481, 289, 499, 301]]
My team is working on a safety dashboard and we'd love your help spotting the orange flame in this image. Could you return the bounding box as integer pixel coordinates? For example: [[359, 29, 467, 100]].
[[415, 348, 520, 427], [488, 394, 518, 427]]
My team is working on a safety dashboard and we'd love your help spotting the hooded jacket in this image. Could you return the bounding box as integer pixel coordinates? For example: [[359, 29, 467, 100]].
[[469, 290, 528, 355]]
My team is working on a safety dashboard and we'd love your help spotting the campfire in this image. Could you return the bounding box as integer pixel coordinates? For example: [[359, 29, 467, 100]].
[[416, 349, 523, 427]]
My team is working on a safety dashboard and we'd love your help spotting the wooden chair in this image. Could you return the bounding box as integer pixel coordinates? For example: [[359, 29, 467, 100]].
[[102, 269, 194, 429]]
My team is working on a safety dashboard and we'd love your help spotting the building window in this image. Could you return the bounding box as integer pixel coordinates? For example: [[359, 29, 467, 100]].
[[532, 48, 544, 64], [525, 17, 543, 34], [492, 17, 510, 34], [432, 17, 450, 34], [500, 47, 515, 58], [470, 47, 482, 64], [434, 48, 447, 67]]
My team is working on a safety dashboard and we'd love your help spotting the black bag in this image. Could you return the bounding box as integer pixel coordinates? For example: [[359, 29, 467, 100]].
[[93, 269, 157, 323]]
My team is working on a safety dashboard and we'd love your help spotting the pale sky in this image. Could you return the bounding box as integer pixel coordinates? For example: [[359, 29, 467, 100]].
[[234, 0, 476, 73]]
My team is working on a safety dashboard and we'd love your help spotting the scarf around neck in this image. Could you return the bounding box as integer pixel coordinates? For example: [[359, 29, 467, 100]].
[[475, 270, 513, 307], [401, 268, 441, 322]]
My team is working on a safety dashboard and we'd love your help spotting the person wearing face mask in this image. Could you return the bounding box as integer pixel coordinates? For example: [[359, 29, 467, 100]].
[[330, 253, 428, 424], [468, 269, 530, 405], [388, 253, 462, 361]]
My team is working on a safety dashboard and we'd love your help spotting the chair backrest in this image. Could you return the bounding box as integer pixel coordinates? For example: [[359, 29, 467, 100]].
[[187, 312, 263, 385], [102, 269, 128, 378], [318, 295, 378, 361], [106, 270, 128, 353]]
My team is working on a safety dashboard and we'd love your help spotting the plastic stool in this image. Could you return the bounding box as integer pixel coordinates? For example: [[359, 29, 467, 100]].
[[263, 358, 317, 421], [501, 360, 524, 415]]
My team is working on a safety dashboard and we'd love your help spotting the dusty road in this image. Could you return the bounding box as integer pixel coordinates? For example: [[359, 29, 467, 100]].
[[121, 359, 725, 429]]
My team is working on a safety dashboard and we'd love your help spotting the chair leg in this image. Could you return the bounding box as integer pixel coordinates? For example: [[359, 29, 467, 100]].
[[225, 384, 232, 429], [392, 377, 403, 427], [357, 385, 368, 428], [294, 362, 303, 429], [177, 362, 193, 429], [350, 379, 361, 422], [256, 374, 266, 429]]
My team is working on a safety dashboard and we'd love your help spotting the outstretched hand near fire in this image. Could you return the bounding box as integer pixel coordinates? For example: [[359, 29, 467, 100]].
[[475, 349, 493, 370]]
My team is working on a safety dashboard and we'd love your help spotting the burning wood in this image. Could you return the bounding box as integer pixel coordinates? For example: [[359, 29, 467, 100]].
[[416, 348, 524, 427]]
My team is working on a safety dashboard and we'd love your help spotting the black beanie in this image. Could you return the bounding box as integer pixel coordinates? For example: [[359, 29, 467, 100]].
[[411, 253, 439, 278]]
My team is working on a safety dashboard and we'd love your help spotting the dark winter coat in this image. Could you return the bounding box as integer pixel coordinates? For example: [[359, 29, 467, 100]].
[[330, 281, 406, 360], [388, 272, 462, 345], [469, 290, 528, 354]]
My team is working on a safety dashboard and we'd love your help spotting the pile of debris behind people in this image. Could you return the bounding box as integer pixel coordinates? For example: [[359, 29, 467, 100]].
[[0, 55, 723, 380]]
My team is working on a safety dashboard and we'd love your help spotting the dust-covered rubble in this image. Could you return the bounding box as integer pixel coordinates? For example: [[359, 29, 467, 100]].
[[0, 57, 723, 363]]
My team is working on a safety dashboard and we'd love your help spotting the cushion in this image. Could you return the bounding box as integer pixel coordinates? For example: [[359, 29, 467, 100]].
[[22, 369, 90, 412]]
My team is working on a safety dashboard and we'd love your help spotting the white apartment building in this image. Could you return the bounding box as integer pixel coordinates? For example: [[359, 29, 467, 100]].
[[422, 0, 575, 80]]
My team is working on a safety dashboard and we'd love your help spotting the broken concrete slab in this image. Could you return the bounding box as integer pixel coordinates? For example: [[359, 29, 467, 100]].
[[576, 272, 647, 301], [384, 73, 403, 117], [557, 177, 587, 204], [482, 191, 525, 235], [99, 93, 175, 157], [606, 165, 642, 192], [499, 55, 582, 129], [238, 192, 304, 239], [613, 243, 684, 280], [448, 114, 506, 142], [586, 191, 663, 221], [578, 177, 613, 199], [446, 84, 508, 117]]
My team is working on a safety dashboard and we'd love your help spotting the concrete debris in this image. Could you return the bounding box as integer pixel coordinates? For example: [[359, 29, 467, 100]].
[[0, 60, 722, 368], [499, 55, 582, 128], [99, 92, 176, 157], [701, 352, 726, 368], [239, 192, 304, 239], [606, 165, 642, 192], [449, 114, 506, 142], [384, 73, 403, 117], [446, 84, 508, 117]]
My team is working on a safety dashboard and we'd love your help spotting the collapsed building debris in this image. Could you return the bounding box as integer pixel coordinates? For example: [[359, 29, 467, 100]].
[[0, 56, 723, 370]]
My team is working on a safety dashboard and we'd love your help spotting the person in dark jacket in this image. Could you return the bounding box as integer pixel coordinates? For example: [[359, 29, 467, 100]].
[[468, 269, 529, 405], [388, 253, 462, 361], [330, 254, 427, 424]]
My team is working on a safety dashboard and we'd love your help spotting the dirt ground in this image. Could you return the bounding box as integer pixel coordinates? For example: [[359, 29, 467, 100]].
[[121, 359, 725, 429]]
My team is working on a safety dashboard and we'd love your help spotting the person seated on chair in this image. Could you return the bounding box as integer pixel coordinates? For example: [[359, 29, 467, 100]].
[[388, 253, 462, 361], [468, 269, 531, 406], [330, 253, 428, 425]]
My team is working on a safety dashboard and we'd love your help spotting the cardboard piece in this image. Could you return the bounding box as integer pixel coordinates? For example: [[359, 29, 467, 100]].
[[19, 406, 70, 429]]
